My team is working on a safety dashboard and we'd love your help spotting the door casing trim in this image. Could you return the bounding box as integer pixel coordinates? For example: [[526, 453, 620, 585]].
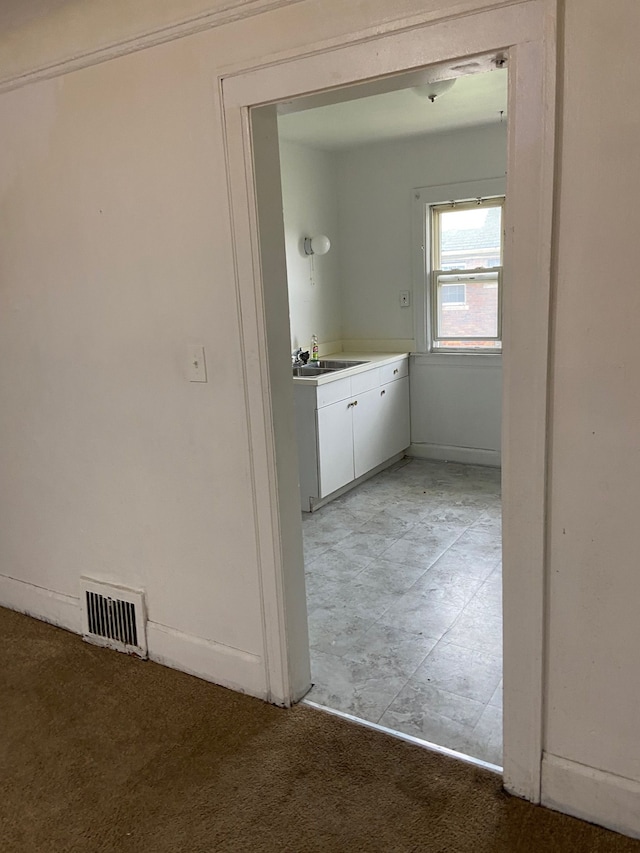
[[221, 0, 557, 803]]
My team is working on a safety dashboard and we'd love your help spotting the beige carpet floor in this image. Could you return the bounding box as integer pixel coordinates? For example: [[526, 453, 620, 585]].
[[1, 606, 639, 853]]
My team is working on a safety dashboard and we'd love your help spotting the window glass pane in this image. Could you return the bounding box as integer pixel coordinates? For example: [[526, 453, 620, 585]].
[[441, 283, 466, 304], [438, 205, 502, 270], [436, 274, 499, 340]]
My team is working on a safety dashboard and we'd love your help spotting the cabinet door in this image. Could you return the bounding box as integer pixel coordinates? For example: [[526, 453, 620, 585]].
[[378, 376, 410, 461], [316, 399, 354, 497], [352, 387, 384, 479], [353, 377, 410, 479]]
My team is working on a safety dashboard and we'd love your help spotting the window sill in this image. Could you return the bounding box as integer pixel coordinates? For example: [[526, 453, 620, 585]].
[[431, 345, 502, 353]]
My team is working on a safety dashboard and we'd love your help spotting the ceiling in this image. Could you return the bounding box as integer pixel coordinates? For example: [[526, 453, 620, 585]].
[[277, 69, 508, 151]]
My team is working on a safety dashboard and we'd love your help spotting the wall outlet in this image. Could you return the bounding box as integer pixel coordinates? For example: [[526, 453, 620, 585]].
[[399, 290, 411, 307]]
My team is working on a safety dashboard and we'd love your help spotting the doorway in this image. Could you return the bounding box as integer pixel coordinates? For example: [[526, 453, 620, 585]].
[[220, 0, 556, 802], [276, 70, 506, 768]]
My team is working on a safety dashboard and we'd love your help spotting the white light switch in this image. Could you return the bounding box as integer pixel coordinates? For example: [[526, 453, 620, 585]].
[[400, 290, 411, 307], [188, 345, 207, 382]]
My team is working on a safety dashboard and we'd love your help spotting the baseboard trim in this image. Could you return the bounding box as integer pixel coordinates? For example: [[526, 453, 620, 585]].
[[0, 573, 268, 701], [0, 573, 81, 633], [147, 621, 267, 701], [541, 753, 640, 840], [408, 443, 501, 468]]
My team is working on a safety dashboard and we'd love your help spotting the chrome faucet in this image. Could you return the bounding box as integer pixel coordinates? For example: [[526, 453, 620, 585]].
[[292, 348, 309, 367]]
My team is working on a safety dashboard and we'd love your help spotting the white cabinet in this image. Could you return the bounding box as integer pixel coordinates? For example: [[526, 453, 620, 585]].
[[354, 377, 410, 479], [295, 357, 410, 511], [351, 386, 381, 478], [317, 397, 355, 496]]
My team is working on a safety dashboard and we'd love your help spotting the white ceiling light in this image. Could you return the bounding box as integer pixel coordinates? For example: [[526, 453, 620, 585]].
[[412, 78, 457, 103]]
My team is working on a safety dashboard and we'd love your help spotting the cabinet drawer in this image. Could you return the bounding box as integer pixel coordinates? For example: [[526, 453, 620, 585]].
[[379, 359, 408, 385], [316, 376, 352, 408], [351, 366, 381, 395]]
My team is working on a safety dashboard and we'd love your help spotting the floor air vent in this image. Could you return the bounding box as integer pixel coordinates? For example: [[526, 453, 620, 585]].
[[80, 578, 147, 658]]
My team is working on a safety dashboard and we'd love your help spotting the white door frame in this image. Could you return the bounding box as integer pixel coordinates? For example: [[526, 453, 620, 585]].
[[220, 0, 557, 803]]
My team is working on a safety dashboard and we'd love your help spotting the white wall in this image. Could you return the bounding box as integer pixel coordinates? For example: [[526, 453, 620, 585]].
[[278, 140, 341, 353], [541, 0, 640, 834], [409, 354, 502, 465], [337, 125, 507, 463], [337, 123, 507, 342], [2, 0, 640, 838], [0, 34, 269, 694]]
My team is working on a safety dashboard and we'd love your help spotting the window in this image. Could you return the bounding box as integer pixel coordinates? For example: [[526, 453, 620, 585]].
[[430, 198, 504, 351], [441, 283, 466, 305]]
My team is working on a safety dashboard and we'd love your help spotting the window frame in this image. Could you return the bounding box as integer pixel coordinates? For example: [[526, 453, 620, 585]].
[[411, 177, 506, 356], [430, 197, 505, 352]]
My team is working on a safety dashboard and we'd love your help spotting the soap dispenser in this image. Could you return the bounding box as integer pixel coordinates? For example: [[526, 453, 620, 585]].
[[311, 335, 319, 361]]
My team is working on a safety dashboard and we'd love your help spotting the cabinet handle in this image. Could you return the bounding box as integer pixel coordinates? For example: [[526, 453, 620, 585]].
[[393, 368, 399, 375], [380, 389, 386, 396]]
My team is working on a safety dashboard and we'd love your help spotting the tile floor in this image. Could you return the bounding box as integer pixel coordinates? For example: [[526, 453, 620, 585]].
[[303, 457, 503, 767]]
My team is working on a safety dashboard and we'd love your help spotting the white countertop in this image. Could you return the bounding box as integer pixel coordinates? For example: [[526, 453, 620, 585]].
[[292, 351, 409, 386]]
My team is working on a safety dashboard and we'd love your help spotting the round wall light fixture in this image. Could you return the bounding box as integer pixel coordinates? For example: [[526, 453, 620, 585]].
[[304, 235, 331, 256]]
